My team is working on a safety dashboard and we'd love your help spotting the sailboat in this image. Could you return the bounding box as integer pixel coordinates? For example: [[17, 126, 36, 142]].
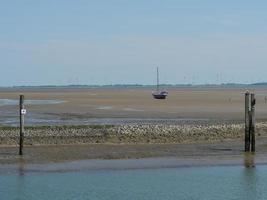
[[152, 67, 168, 99]]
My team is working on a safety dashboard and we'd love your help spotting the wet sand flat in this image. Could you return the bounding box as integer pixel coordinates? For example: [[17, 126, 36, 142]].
[[1, 136, 267, 164], [1, 87, 267, 125], [1, 137, 267, 172]]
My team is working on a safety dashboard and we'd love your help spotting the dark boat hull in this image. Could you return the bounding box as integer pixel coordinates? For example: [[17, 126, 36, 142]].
[[152, 93, 168, 99]]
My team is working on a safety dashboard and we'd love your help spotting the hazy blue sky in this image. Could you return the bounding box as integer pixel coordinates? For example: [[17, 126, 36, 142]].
[[1, 0, 267, 86]]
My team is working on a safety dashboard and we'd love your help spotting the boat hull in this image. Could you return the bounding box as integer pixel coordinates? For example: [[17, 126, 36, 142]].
[[152, 93, 168, 99]]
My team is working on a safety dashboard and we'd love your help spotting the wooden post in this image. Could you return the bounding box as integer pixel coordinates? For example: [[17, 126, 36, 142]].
[[245, 91, 250, 152], [250, 93, 256, 152], [19, 95, 24, 155]]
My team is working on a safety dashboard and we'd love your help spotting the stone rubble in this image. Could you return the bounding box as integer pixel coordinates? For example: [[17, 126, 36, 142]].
[[0, 122, 267, 145]]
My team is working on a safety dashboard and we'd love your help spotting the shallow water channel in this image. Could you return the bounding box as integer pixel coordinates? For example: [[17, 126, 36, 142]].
[[0, 164, 266, 200]]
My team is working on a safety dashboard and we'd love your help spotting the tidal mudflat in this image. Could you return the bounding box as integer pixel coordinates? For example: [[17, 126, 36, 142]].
[[1, 86, 267, 125], [1, 87, 267, 174]]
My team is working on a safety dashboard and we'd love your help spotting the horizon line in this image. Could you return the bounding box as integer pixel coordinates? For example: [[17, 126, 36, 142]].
[[1, 82, 267, 88]]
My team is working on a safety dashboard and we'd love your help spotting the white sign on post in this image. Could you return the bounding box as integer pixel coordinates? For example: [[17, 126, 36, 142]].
[[21, 109, 27, 115]]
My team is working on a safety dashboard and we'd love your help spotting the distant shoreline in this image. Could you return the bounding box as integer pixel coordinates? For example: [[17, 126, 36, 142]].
[[2, 82, 267, 90]]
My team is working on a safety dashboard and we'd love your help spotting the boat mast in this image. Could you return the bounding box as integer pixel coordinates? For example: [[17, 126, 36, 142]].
[[157, 67, 159, 92]]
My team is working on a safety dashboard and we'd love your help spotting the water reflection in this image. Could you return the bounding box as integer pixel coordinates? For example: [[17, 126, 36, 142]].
[[244, 152, 255, 168], [241, 162, 259, 200], [18, 158, 25, 176], [14, 158, 26, 200]]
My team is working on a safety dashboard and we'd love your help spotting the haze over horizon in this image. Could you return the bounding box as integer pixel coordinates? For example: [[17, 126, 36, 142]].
[[1, 0, 267, 87]]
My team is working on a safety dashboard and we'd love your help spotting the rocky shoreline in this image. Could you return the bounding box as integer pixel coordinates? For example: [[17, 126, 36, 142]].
[[1, 123, 267, 146]]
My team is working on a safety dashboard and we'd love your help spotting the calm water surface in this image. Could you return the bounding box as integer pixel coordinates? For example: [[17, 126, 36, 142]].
[[0, 99, 65, 106], [0, 165, 266, 200]]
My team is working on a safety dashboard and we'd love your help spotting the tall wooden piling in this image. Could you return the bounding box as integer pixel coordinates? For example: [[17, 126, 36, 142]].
[[19, 95, 25, 155], [245, 91, 250, 152], [250, 93, 256, 152], [244, 91, 256, 153]]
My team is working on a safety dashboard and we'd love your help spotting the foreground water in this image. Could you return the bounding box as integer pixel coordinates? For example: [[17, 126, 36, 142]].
[[0, 165, 266, 200]]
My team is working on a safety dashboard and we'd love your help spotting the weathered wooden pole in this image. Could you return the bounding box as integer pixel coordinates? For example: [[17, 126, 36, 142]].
[[250, 93, 256, 152], [19, 95, 25, 155], [245, 91, 250, 152]]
